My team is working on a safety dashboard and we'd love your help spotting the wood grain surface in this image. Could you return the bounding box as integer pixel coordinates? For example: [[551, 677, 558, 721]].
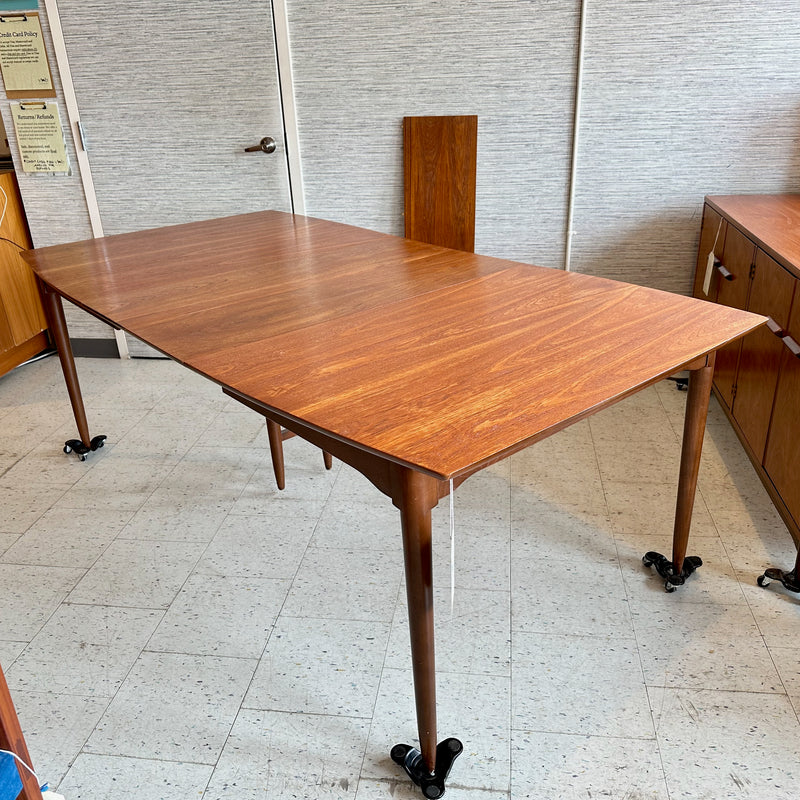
[[0, 173, 41, 345], [404, 115, 477, 251], [24, 210, 765, 479], [706, 195, 800, 279]]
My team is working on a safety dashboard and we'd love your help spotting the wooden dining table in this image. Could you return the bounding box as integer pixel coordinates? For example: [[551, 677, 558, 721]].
[[23, 210, 764, 798]]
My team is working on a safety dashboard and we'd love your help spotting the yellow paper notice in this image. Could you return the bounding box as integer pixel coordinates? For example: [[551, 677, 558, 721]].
[[0, 13, 53, 94], [11, 102, 70, 173]]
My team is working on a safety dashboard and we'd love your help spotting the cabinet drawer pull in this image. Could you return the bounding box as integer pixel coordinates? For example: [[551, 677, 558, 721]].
[[783, 335, 800, 358], [714, 259, 734, 280], [766, 317, 785, 337]]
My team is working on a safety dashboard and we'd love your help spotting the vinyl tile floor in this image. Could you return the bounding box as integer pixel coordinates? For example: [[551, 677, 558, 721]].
[[1, 355, 799, 799]]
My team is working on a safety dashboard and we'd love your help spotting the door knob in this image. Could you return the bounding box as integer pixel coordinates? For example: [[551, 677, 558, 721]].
[[244, 137, 277, 153]]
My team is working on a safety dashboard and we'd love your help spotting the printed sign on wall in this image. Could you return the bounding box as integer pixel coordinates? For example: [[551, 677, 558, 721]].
[[0, 12, 54, 98], [10, 101, 69, 173]]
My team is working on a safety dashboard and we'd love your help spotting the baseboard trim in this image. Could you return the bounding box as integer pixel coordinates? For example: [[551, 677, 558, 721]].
[[71, 337, 120, 358]]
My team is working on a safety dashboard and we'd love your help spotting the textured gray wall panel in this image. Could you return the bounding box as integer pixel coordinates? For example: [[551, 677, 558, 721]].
[[287, 1, 580, 269], [571, 0, 800, 292]]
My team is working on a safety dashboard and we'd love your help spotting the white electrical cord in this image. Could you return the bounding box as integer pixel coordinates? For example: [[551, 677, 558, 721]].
[[0, 747, 39, 783], [0, 748, 63, 798], [0, 185, 8, 231], [449, 478, 455, 613]]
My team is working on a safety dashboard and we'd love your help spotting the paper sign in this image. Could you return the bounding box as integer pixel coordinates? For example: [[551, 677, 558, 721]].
[[702, 250, 715, 296], [0, 12, 54, 97], [702, 217, 725, 296], [10, 101, 70, 173]]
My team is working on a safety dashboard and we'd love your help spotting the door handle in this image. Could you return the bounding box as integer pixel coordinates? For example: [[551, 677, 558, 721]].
[[782, 334, 800, 358], [244, 137, 277, 153], [766, 317, 785, 337], [714, 259, 734, 280]]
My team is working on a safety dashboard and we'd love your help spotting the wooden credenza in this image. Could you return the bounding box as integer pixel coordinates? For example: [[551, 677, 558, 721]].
[[693, 194, 800, 546], [0, 170, 47, 377]]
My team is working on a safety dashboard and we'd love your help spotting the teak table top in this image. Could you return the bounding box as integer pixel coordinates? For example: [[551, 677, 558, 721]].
[[23, 210, 764, 480]]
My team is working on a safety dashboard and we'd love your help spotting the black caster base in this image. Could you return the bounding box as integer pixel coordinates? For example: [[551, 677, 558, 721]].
[[63, 435, 107, 461], [757, 567, 800, 594], [667, 376, 689, 391], [642, 551, 702, 592], [391, 738, 463, 799]]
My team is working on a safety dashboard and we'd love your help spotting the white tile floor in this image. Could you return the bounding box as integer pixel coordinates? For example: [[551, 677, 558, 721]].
[[1, 354, 799, 799]]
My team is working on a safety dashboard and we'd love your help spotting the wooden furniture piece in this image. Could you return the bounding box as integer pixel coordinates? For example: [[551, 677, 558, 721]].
[[0, 171, 47, 378], [403, 115, 477, 252], [692, 195, 800, 593], [0, 664, 42, 800], [23, 211, 762, 797]]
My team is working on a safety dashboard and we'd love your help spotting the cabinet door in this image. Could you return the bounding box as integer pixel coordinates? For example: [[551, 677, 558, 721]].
[[764, 298, 800, 524], [0, 300, 13, 353], [0, 173, 42, 346], [713, 224, 755, 406], [692, 204, 727, 300], [733, 250, 795, 459]]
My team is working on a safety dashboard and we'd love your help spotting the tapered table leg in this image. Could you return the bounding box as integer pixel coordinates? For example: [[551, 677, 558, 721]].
[[643, 355, 715, 591], [39, 285, 106, 460], [266, 419, 286, 490], [391, 468, 462, 799], [672, 356, 715, 571], [398, 469, 438, 769], [40, 285, 90, 445]]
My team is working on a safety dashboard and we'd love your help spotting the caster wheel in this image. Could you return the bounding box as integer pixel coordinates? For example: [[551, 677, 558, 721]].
[[89, 434, 107, 451], [424, 786, 443, 799], [79, 454, 86, 462], [757, 574, 769, 587], [390, 744, 407, 762], [665, 581, 676, 593], [447, 739, 463, 755], [63, 445, 72, 454], [642, 555, 653, 567]]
